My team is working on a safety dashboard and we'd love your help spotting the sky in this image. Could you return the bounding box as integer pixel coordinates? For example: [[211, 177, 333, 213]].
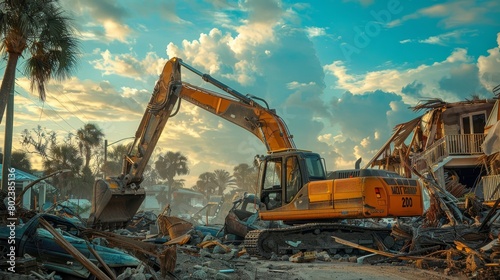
[[2, 0, 500, 188]]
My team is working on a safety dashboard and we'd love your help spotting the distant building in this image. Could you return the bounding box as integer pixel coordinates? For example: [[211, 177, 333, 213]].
[[140, 184, 166, 213], [140, 184, 205, 216], [0, 164, 55, 210]]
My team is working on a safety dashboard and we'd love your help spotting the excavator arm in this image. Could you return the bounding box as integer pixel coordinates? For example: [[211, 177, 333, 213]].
[[177, 60, 295, 152], [89, 57, 295, 229]]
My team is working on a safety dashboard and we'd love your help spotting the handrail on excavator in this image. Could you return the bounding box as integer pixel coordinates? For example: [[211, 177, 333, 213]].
[[178, 59, 255, 106]]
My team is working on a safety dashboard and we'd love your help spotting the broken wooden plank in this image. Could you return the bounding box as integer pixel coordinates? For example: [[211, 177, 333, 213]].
[[39, 217, 112, 280], [159, 246, 177, 278], [332, 235, 396, 258], [478, 196, 500, 232], [165, 233, 191, 246], [268, 269, 287, 273], [86, 241, 116, 279], [332, 235, 448, 263]]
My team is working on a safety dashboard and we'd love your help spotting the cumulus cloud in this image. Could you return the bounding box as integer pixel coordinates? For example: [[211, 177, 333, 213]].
[[228, 0, 283, 54], [305, 27, 327, 38], [477, 32, 500, 91], [400, 30, 476, 46], [324, 48, 482, 104], [167, 28, 235, 75], [155, 0, 193, 25], [318, 34, 500, 168], [322, 90, 419, 168], [162, 0, 344, 180], [388, 1, 498, 28], [62, 0, 133, 43], [90, 50, 168, 80]]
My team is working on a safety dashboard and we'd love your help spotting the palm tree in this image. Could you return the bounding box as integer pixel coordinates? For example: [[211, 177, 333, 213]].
[[213, 169, 236, 195], [101, 143, 129, 176], [7, 151, 31, 172], [193, 172, 217, 199], [233, 163, 257, 193], [0, 0, 80, 121], [0, 0, 79, 191], [155, 151, 189, 203], [43, 143, 83, 197], [76, 123, 104, 169]]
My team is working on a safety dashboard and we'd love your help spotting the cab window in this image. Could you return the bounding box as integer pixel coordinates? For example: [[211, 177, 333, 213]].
[[262, 158, 282, 190], [285, 156, 301, 203], [304, 154, 326, 179]]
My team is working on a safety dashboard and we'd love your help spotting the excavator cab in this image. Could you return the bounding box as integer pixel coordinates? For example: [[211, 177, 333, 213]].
[[259, 150, 326, 211]]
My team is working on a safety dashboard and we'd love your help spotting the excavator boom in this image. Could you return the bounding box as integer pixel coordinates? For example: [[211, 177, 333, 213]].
[[179, 82, 295, 151], [89, 57, 295, 229]]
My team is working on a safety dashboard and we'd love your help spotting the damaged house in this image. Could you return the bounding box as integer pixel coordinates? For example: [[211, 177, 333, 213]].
[[365, 92, 500, 203]]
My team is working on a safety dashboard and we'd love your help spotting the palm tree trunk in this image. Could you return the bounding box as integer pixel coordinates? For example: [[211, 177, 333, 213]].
[[85, 147, 91, 169], [1, 53, 19, 191], [0, 53, 19, 124], [167, 178, 173, 205]]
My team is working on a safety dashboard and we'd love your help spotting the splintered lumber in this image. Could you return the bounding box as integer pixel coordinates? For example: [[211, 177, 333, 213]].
[[165, 233, 191, 246], [197, 240, 231, 252], [159, 246, 177, 278], [332, 235, 449, 265], [289, 251, 317, 263], [83, 229, 178, 274], [39, 218, 112, 280], [86, 241, 116, 279], [478, 197, 500, 232], [332, 235, 402, 258], [410, 224, 489, 251], [402, 159, 464, 225]]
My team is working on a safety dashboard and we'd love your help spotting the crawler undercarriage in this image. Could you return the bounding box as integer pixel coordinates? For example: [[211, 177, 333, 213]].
[[244, 222, 400, 258]]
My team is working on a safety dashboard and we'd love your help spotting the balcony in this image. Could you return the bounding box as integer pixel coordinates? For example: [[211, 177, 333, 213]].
[[411, 134, 486, 173]]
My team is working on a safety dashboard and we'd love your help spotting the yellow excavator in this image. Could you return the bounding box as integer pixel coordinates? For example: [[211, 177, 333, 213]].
[[88, 57, 424, 257]]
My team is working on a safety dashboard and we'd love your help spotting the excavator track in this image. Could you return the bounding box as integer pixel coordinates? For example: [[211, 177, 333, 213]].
[[244, 223, 398, 258]]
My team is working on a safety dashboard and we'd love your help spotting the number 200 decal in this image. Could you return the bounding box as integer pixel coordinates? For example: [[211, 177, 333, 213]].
[[402, 197, 413, 208]]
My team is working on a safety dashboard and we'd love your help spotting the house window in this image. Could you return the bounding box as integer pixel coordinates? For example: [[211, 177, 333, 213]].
[[460, 111, 486, 134]]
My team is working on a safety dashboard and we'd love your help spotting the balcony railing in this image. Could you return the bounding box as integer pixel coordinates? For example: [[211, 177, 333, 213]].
[[482, 175, 500, 201], [412, 134, 486, 173]]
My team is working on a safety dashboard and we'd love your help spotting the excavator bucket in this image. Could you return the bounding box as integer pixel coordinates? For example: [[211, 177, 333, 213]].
[[88, 178, 145, 229]]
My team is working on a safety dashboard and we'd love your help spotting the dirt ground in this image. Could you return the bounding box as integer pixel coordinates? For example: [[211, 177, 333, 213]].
[[171, 247, 468, 280], [248, 261, 461, 280]]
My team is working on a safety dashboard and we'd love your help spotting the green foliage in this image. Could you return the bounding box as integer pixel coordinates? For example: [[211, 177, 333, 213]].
[[21, 123, 107, 198], [154, 151, 189, 203], [233, 163, 258, 193], [8, 151, 32, 172], [101, 143, 129, 176], [213, 169, 235, 195], [21, 125, 57, 158], [193, 172, 217, 199], [77, 123, 104, 169], [0, 0, 80, 122]]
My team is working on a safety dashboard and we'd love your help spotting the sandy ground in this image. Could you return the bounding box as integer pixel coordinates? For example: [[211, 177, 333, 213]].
[[172, 248, 467, 280], [248, 261, 463, 280], [250, 262, 465, 280]]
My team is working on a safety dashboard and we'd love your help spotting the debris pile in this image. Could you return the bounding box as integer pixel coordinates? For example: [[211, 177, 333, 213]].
[[343, 172, 500, 279]]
